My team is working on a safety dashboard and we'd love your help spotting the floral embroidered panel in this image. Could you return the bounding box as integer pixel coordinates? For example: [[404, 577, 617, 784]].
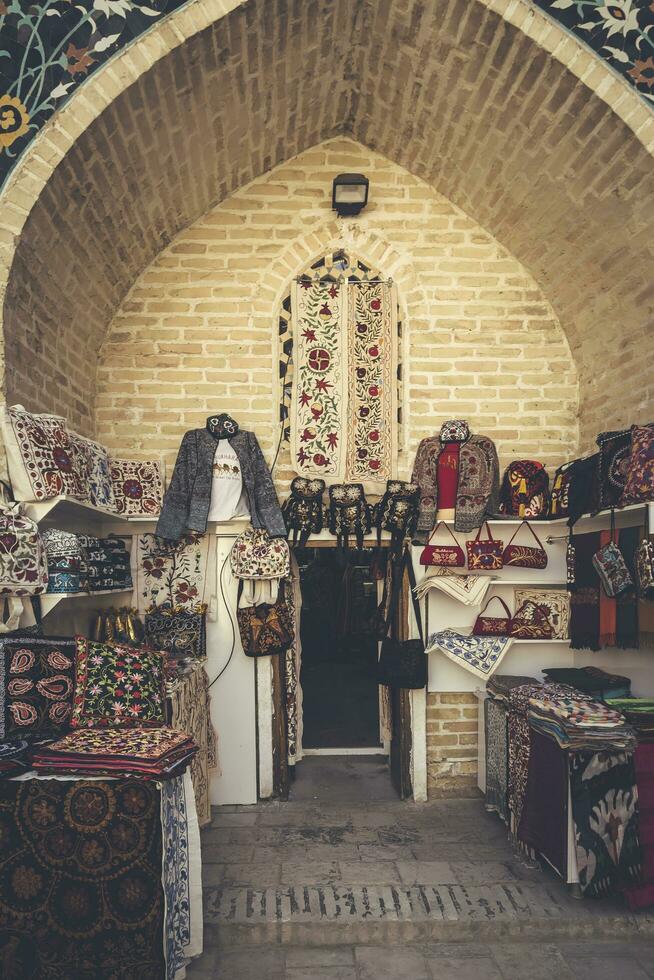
[[291, 278, 398, 491], [71, 635, 166, 727]]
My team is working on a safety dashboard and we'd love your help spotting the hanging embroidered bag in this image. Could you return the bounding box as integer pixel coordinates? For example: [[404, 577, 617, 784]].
[[498, 460, 550, 518], [596, 429, 633, 511], [282, 477, 325, 548], [144, 604, 207, 659], [592, 511, 634, 598], [621, 423, 654, 506], [0, 503, 48, 598], [472, 595, 512, 636], [236, 582, 294, 658], [328, 484, 372, 550], [502, 521, 548, 569], [420, 521, 466, 568], [466, 522, 504, 571], [374, 480, 420, 555], [549, 462, 572, 519], [230, 527, 291, 580], [636, 538, 654, 600], [377, 548, 427, 689], [509, 600, 554, 639]]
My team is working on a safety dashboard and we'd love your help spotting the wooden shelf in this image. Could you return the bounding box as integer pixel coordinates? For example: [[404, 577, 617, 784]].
[[23, 496, 124, 528], [40, 588, 133, 617]]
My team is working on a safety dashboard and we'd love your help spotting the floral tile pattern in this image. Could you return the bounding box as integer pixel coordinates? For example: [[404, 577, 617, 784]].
[[534, 0, 654, 104], [0, 0, 190, 189], [0, 0, 653, 196]]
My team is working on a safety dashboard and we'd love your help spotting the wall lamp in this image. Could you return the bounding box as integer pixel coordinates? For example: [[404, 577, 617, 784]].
[[332, 173, 369, 217]]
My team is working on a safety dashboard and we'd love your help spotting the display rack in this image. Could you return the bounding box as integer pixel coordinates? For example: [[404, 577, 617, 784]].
[[39, 588, 133, 618]]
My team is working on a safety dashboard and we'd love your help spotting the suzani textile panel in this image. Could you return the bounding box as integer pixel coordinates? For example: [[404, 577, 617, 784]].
[[291, 279, 397, 491], [0, 778, 165, 978]]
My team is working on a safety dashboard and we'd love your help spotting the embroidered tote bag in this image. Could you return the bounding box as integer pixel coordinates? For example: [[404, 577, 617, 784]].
[[472, 595, 512, 637], [498, 460, 550, 518], [1, 405, 87, 502], [0, 504, 48, 597], [509, 600, 554, 640], [236, 582, 294, 658], [230, 527, 291, 580], [327, 484, 372, 550], [144, 604, 207, 659], [466, 522, 503, 571], [377, 548, 427, 689], [592, 511, 634, 598], [420, 521, 466, 568], [502, 521, 548, 569], [621, 424, 654, 505]]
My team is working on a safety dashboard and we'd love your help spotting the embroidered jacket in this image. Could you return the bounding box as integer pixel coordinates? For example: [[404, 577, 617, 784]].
[[156, 429, 286, 541], [411, 433, 500, 535]]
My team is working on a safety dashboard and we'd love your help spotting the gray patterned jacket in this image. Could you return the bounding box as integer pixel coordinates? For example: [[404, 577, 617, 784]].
[[156, 428, 286, 541]]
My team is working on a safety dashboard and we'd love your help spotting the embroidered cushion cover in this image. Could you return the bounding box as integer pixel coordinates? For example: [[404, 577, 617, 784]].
[[1, 636, 76, 738], [72, 636, 166, 728], [2, 405, 87, 501], [71, 431, 116, 510], [0, 506, 49, 597], [110, 458, 165, 515], [622, 424, 654, 505]]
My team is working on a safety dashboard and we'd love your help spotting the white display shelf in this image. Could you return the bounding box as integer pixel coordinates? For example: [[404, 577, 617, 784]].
[[40, 588, 133, 617], [433, 501, 653, 531], [23, 496, 125, 529]]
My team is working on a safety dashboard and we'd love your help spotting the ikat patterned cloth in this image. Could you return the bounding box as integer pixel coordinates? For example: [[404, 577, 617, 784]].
[[570, 750, 642, 898], [426, 629, 513, 680], [0, 778, 165, 976], [71, 635, 166, 728], [1, 636, 75, 738]]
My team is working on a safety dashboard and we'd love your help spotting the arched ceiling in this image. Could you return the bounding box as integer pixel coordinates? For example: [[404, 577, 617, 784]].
[[3, 0, 653, 442]]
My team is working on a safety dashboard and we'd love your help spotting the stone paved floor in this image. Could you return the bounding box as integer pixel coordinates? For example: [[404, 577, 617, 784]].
[[187, 760, 654, 978]]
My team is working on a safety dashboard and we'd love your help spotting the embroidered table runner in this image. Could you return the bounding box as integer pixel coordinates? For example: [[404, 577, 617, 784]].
[[426, 629, 513, 680]]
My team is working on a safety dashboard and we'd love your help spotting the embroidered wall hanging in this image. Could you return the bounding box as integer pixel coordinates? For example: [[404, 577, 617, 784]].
[[291, 279, 347, 479], [346, 281, 398, 488], [291, 277, 398, 490], [136, 533, 209, 612], [111, 457, 165, 515]]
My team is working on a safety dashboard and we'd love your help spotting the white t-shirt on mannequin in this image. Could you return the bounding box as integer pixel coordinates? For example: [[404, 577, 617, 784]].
[[207, 441, 250, 522]]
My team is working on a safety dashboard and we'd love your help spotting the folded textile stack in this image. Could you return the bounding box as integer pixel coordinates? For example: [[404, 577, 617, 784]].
[[606, 698, 654, 741], [528, 690, 636, 752], [543, 666, 631, 700], [78, 535, 132, 592], [0, 739, 32, 776], [42, 529, 87, 593], [486, 674, 538, 703], [31, 725, 197, 779]]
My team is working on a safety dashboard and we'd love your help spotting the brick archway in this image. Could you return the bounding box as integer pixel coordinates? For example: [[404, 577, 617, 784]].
[[2, 0, 653, 444]]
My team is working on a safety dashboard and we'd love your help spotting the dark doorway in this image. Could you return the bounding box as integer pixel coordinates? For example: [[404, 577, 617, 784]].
[[297, 548, 382, 749]]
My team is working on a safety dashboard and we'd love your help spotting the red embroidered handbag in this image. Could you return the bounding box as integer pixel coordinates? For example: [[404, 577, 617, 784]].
[[466, 522, 504, 571], [502, 521, 548, 569], [420, 521, 465, 568], [472, 595, 512, 636]]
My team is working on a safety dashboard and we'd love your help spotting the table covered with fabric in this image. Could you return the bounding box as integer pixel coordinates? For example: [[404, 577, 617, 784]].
[[0, 770, 201, 979]]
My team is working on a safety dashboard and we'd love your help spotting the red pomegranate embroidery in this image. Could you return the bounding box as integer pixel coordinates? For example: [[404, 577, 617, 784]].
[[307, 348, 331, 372]]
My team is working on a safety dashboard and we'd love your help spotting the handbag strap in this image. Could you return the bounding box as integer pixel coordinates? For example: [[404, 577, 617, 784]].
[[505, 520, 545, 551], [473, 520, 494, 543], [385, 547, 424, 644], [427, 521, 461, 547], [476, 594, 512, 620]]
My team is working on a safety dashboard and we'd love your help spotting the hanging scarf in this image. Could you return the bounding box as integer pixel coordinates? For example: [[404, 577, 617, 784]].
[[598, 529, 617, 648], [640, 596, 654, 650], [518, 729, 568, 877], [570, 531, 601, 651], [616, 525, 641, 650]]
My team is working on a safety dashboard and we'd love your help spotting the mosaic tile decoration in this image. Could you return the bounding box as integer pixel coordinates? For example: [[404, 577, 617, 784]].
[[0, 2, 652, 194]]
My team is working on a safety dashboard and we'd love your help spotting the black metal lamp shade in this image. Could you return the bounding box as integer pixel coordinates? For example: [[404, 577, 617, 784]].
[[332, 173, 369, 216]]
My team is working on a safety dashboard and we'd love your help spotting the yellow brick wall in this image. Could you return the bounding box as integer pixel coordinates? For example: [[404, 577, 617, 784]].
[[426, 692, 480, 798], [96, 138, 579, 492]]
